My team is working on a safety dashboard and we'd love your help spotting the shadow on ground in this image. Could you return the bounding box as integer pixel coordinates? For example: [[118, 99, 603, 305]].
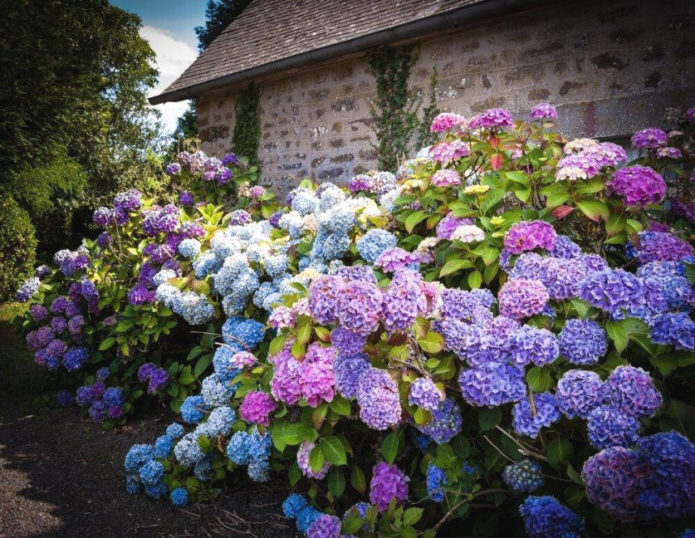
[[0, 320, 294, 538]]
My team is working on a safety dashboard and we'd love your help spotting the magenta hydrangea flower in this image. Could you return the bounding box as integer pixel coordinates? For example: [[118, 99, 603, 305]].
[[498, 279, 549, 320], [297, 440, 330, 479], [299, 343, 336, 407], [631, 127, 668, 149], [529, 102, 558, 120], [504, 220, 557, 255], [430, 169, 462, 187], [430, 112, 466, 132], [606, 165, 666, 207], [429, 140, 470, 164], [348, 174, 375, 193], [469, 108, 514, 129], [436, 213, 473, 240], [239, 391, 276, 426], [369, 462, 409, 511]]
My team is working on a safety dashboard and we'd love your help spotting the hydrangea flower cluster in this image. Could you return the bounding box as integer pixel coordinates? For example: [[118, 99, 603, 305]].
[[369, 462, 409, 511], [502, 459, 544, 492], [519, 496, 585, 538]]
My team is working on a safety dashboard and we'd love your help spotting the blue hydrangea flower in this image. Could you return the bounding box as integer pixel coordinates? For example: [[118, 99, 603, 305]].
[[426, 463, 447, 502], [178, 238, 201, 259], [356, 229, 398, 264], [227, 431, 252, 465], [180, 395, 209, 424], [579, 269, 643, 315], [102, 387, 125, 408], [650, 312, 695, 351], [248, 427, 272, 461], [334, 354, 371, 399], [213, 345, 243, 381], [166, 423, 185, 439], [502, 459, 544, 492], [170, 487, 188, 507], [195, 406, 236, 438], [247, 458, 270, 482], [459, 364, 526, 407], [125, 473, 141, 494], [558, 319, 607, 365], [282, 493, 308, 519], [512, 393, 561, 438], [139, 460, 165, 486], [519, 495, 585, 538], [154, 435, 173, 459], [296, 505, 323, 534], [587, 405, 641, 450], [144, 482, 168, 499], [174, 432, 206, 467], [222, 316, 265, 350], [124, 444, 153, 473], [201, 374, 236, 407], [417, 398, 462, 444]]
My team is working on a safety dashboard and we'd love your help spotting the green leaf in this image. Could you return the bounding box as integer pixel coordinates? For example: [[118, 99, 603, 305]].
[[574, 177, 605, 195], [382, 430, 403, 464], [526, 367, 552, 392], [327, 467, 346, 497], [547, 437, 574, 470], [269, 334, 286, 356], [438, 258, 473, 277], [478, 408, 502, 432], [576, 199, 609, 222], [330, 396, 352, 416], [503, 171, 529, 184], [297, 320, 312, 345], [417, 331, 444, 354], [270, 421, 318, 451], [405, 210, 427, 233], [350, 465, 367, 493], [468, 270, 483, 289], [342, 513, 364, 534], [540, 183, 570, 207], [288, 463, 301, 486], [605, 320, 629, 354], [98, 337, 116, 351], [193, 354, 212, 379], [178, 365, 195, 385], [403, 507, 424, 527], [186, 346, 203, 361], [566, 464, 584, 486], [309, 445, 325, 472], [320, 435, 348, 465]]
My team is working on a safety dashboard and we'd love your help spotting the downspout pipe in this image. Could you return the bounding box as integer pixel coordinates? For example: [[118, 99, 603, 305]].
[[149, 0, 548, 105]]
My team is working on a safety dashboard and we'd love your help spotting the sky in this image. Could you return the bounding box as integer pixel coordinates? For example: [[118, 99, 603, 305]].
[[111, 0, 208, 134]]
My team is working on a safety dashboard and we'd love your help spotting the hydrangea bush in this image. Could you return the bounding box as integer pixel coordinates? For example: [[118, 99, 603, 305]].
[[17, 104, 695, 536]]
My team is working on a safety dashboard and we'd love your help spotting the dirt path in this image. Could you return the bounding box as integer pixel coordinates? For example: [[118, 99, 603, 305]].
[[0, 321, 294, 538]]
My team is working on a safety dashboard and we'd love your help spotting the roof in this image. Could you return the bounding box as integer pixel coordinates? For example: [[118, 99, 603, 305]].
[[150, 0, 495, 104]]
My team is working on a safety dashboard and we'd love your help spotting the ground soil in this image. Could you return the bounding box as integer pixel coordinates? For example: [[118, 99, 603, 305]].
[[0, 320, 295, 538]]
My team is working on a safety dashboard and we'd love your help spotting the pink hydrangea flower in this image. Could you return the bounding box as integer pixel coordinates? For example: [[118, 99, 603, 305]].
[[230, 351, 256, 368], [299, 343, 336, 407], [269, 306, 296, 329], [498, 279, 550, 319], [240, 391, 276, 426], [429, 140, 470, 164], [430, 112, 467, 132], [430, 169, 462, 187], [469, 108, 514, 129]]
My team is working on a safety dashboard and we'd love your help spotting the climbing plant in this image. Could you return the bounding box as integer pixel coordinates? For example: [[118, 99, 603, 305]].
[[416, 67, 441, 149], [366, 45, 422, 171], [232, 82, 261, 169]]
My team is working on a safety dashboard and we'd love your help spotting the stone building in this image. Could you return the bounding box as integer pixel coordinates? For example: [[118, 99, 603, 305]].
[[151, 0, 695, 193]]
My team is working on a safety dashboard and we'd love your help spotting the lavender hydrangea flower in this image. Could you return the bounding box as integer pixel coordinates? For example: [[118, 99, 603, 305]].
[[459, 364, 526, 407], [369, 462, 409, 511], [555, 369, 603, 419], [307, 514, 341, 538], [508, 326, 559, 367], [529, 102, 558, 120], [336, 280, 383, 336], [334, 354, 371, 398], [330, 327, 366, 355], [469, 108, 514, 129], [512, 392, 561, 438], [408, 378, 443, 411], [633, 231, 693, 263], [498, 279, 549, 320], [436, 213, 472, 240], [631, 127, 668, 149]]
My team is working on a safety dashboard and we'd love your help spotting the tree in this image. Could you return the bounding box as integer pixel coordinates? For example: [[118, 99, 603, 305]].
[[0, 0, 161, 256], [195, 0, 253, 52]]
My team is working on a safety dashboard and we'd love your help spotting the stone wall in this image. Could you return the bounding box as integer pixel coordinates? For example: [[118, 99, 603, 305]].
[[196, 0, 695, 194]]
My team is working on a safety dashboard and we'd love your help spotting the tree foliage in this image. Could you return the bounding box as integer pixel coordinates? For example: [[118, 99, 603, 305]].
[[195, 0, 253, 52], [0, 0, 161, 256]]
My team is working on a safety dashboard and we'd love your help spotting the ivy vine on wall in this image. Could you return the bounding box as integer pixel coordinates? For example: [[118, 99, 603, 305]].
[[416, 67, 441, 149], [367, 45, 440, 171], [232, 82, 261, 169]]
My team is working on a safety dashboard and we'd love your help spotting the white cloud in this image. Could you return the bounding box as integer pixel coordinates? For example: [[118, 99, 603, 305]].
[[139, 25, 198, 135]]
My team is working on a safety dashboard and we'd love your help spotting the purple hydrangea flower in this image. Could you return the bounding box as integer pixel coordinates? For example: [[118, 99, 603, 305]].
[[336, 280, 383, 337], [436, 213, 472, 240], [114, 189, 142, 213], [417, 398, 462, 444], [650, 312, 695, 350], [297, 440, 330, 480], [504, 220, 556, 255], [369, 462, 409, 511], [631, 127, 668, 149], [579, 269, 643, 315], [529, 102, 558, 120], [602, 365, 662, 419], [606, 165, 666, 207], [633, 231, 693, 263], [308, 275, 343, 325], [459, 364, 526, 407], [469, 108, 514, 129], [307, 514, 341, 538], [519, 496, 585, 538], [408, 378, 443, 411], [430, 112, 466, 132], [330, 327, 366, 355], [334, 353, 371, 398], [508, 325, 559, 367], [555, 369, 603, 419], [498, 279, 549, 320]]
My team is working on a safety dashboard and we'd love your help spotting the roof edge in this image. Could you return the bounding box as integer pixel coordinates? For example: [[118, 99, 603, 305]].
[[150, 0, 546, 105]]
